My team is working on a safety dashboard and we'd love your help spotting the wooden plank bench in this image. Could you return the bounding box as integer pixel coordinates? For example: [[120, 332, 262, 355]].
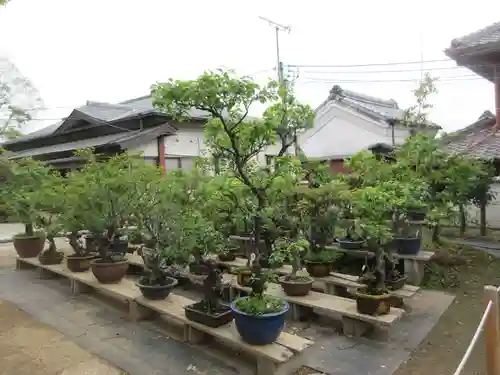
[[15, 257, 143, 320], [223, 274, 404, 338], [322, 272, 419, 307], [133, 292, 314, 375], [324, 245, 435, 285]]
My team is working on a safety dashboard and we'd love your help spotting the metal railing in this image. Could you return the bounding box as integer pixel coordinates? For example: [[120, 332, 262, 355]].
[[454, 285, 500, 375]]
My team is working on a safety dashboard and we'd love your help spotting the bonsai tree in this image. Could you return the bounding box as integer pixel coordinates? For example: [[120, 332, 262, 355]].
[[344, 183, 395, 316], [3, 157, 53, 258], [184, 258, 234, 327], [271, 236, 313, 296], [152, 70, 313, 266], [34, 170, 66, 265], [70, 149, 157, 283], [136, 246, 179, 300]]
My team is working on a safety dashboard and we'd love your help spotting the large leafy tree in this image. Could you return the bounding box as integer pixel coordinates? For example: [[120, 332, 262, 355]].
[[152, 69, 314, 259]]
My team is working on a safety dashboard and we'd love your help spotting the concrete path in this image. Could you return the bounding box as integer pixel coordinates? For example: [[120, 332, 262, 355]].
[[444, 237, 500, 258], [0, 299, 122, 375], [0, 223, 23, 243]]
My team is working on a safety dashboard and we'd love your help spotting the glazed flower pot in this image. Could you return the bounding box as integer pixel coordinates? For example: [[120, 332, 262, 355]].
[[231, 297, 289, 345], [278, 276, 313, 296], [136, 276, 178, 300], [356, 291, 392, 316], [395, 237, 421, 255], [90, 259, 128, 283], [304, 261, 332, 277], [336, 238, 364, 250], [38, 251, 64, 265], [66, 255, 94, 272], [13, 233, 45, 258]]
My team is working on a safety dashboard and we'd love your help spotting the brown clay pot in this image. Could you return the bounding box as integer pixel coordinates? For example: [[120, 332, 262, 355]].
[[39, 251, 64, 265], [278, 276, 313, 296], [66, 255, 94, 272], [13, 234, 46, 258], [90, 259, 128, 284], [304, 261, 332, 277], [355, 291, 392, 316]]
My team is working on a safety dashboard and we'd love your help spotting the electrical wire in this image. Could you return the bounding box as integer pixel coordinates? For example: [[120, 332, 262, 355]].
[[286, 58, 453, 68], [297, 75, 484, 84], [294, 65, 476, 75]]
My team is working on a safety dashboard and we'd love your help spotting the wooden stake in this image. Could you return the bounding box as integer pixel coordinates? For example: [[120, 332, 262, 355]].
[[484, 285, 500, 375]]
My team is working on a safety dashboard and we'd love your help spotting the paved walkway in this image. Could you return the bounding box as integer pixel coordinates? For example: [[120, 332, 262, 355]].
[[0, 299, 122, 375], [444, 237, 500, 258]]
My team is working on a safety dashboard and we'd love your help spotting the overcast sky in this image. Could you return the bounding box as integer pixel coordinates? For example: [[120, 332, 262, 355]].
[[0, 0, 499, 133]]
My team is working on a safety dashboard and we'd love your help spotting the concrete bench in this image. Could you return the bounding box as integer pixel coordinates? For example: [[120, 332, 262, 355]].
[[223, 274, 404, 338], [133, 293, 313, 375]]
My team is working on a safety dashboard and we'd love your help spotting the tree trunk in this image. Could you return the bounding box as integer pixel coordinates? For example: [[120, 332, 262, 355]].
[[480, 198, 487, 236], [25, 223, 33, 236], [432, 224, 441, 244], [459, 204, 466, 236]]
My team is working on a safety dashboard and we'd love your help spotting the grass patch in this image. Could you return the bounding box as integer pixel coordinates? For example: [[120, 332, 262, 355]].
[[421, 235, 500, 291]]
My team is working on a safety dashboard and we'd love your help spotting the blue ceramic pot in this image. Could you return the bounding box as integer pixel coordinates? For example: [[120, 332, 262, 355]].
[[230, 297, 289, 345]]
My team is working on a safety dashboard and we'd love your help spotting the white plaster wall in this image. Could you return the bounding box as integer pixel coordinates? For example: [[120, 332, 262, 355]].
[[467, 181, 500, 228], [164, 127, 284, 170], [135, 139, 158, 157]]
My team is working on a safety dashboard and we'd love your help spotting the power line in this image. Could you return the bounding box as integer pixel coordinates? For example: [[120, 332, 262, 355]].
[[286, 58, 452, 69], [297, 75, 484, 84], [293, 65, 476, 75]]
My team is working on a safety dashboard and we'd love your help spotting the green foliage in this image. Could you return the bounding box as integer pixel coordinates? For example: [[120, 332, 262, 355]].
[[270, 237, 309, 276], [3, 157, 54, 235], [235, 294, 285, 315]]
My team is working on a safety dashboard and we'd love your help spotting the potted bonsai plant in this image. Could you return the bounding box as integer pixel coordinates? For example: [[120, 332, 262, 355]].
[[36, 213, 64, 265], [136, 247, 178, 300], [71, 150, 151, 284], [347, 184, 395, 316], [3, 158, 51, 258], [383, 253, 407, 291], [336, 219, 366, 250], [231, 255, 289, 345], [185, 259, 233, 327], [393, 217, 422, 255], [272, 237, 313, 296]]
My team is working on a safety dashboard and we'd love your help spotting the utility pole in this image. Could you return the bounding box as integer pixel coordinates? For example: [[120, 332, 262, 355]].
[[258, 16, 300, 156], [258, 16, 290, 84]]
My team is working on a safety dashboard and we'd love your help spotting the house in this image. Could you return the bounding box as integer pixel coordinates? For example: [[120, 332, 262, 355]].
[[298, 85, 440, 173], [444, 21, 500, 228], [3, 84, 438, 174], [1, 99, 181, 173]]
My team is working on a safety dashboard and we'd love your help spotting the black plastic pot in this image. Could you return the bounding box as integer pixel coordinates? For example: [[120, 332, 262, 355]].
[[395, 237, 421, 255], [406, 207, 427, 221], [356, 291, 392, 316], [218, 253, 236, 262], [336, 238, 365, 250], [184, 301, 234, 327], [136, 276, 178, 300], [386, 274, 408, 291], [189, 263, 209, 276]]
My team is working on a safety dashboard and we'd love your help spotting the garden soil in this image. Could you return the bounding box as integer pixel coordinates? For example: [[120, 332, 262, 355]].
[[393, 235, 500, 375]]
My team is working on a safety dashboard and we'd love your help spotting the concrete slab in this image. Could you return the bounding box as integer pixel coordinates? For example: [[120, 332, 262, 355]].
[[60, 358, 123, 375]]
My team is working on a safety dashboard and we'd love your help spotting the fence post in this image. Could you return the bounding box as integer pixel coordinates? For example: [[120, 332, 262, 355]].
[[484, 285, 500, 375]]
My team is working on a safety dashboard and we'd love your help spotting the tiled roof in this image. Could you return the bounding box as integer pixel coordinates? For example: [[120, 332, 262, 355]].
[[449, 21, 500, 50], [443, 111, 500, 159], [6, 123, 176, 159]]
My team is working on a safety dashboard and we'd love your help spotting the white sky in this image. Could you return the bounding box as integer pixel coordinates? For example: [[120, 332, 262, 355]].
[[0, 0, 499, 133]]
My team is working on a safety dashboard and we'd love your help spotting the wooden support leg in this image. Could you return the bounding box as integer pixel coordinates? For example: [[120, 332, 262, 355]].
[[404, 260, 425, 285], [128, 301, 154, 322], [186, 326, 209, 344], [16, 259, 35, 270], [39, 267, 55, 279], [341, 317, 371, 337], [256, 357, 278, 375], [70, 279, 92, 295]]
